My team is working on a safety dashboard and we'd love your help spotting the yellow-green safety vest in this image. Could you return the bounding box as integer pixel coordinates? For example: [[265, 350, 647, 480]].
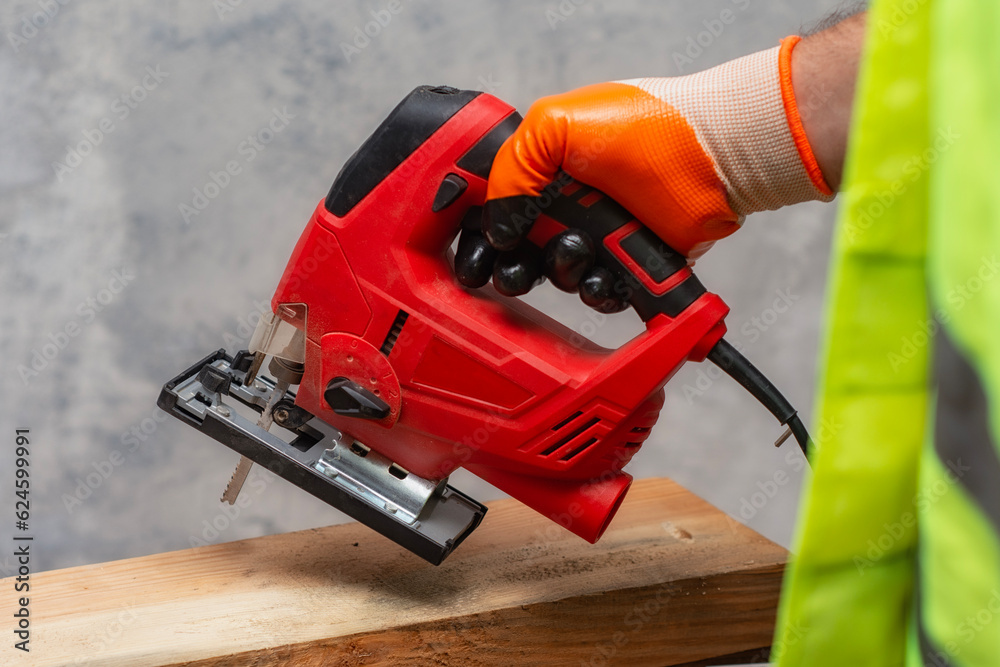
[[775, 0, 1000, 665]]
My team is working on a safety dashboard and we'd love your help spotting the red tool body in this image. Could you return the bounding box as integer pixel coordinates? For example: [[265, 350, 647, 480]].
[[270, 88, 729, 543], [160, 85, 808, 563]]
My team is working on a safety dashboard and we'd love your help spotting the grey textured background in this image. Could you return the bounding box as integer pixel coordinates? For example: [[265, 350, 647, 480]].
[[2, 0, 839, 619]]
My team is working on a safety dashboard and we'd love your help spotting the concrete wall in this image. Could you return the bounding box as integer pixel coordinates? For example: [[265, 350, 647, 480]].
[[1, 0, 841, 579]]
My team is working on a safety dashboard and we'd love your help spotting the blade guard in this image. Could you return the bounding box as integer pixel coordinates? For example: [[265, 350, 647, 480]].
[[269, 87, 729, 543]]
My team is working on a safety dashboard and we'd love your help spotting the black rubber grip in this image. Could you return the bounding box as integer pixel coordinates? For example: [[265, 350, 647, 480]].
[[326, 86, 481, 217], [538, 177, 704, 320], [456, 112, 523, 179], [461, 110, 705, 321]]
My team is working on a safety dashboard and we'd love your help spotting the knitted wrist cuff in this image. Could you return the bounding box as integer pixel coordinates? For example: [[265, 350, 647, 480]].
[[619, 38, 834, 219]]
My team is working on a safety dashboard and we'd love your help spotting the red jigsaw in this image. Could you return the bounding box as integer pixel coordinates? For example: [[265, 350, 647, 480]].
[[160, 86, 808, 564]]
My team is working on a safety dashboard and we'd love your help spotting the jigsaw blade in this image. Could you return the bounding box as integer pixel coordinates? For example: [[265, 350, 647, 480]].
[[221, 376, 290, 504], [221, 456, 254, 504]]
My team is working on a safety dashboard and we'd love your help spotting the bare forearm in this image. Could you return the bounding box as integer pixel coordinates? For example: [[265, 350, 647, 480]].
[[791, 11, 867, 190]]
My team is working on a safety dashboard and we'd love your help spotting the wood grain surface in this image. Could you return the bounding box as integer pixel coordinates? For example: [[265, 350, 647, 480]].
[[1, 478, 786, 666]]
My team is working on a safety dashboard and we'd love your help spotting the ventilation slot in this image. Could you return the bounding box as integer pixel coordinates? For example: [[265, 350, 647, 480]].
[[551, 411, 583, 431], [380, 310, 409, 356], [560, 437, 598, 461], [540, 416, 600, 457]]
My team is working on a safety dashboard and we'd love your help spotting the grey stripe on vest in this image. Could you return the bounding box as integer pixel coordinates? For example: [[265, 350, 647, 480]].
[[933, 324, 1000, 536], [916, 571, 956, 667]]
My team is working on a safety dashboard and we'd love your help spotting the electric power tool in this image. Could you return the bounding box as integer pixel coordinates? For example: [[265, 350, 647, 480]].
[[158, 85, 809, 565]]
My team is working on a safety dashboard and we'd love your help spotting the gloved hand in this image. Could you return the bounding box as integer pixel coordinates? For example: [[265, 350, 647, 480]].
[[455, 36, 833, 312]]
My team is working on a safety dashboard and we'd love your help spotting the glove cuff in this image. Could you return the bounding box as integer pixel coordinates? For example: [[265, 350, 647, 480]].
[[619, 38, 834, 218], [777, 36, 833, 200]]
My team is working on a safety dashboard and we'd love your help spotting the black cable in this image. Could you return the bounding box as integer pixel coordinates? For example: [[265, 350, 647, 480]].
[[785, 414, 810, 458], [706, 339, 810, 457]]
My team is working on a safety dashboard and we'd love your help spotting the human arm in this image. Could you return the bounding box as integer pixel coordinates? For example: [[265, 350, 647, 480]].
[[791, 10, 866, 190]]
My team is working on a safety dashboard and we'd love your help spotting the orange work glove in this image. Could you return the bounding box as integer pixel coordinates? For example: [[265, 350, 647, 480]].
[[459, 37, 833, 311]]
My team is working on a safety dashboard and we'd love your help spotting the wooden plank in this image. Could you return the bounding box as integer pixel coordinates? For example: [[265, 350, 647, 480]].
[[676, 648, 771, 666], [2, 478, 786, 666]]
